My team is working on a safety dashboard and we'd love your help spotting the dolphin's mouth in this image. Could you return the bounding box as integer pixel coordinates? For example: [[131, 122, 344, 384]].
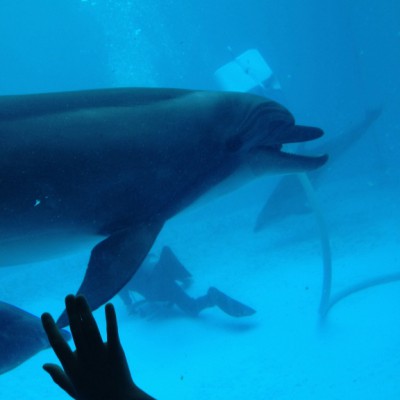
[[248, 124, 328, 175], [264, 143, 282, 151], [249, 146, 328, 175]]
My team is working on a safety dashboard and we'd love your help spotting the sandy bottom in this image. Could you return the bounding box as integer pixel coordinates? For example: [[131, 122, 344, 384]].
[[1, 175, 399, 399]]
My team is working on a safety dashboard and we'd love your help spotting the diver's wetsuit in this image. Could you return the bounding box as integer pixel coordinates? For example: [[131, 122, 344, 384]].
[[118, 246, 255, 317]]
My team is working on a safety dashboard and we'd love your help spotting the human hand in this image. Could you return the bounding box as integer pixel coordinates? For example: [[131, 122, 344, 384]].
[[41, 295, 155, 400]]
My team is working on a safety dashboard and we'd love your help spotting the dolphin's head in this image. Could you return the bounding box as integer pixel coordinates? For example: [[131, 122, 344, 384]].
[[221, 92, 328, 175]]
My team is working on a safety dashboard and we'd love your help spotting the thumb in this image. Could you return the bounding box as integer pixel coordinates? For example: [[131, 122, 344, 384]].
[[43, 363, 77, 399]]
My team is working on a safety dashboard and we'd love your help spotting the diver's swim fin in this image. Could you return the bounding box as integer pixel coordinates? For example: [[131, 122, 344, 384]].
[[208, 287, 256, 317]]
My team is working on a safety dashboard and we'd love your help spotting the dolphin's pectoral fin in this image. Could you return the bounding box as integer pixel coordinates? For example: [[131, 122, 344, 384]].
[[56, 220, 164, 328]]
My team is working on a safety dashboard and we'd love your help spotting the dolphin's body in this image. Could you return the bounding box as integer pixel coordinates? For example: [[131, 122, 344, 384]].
[[0, 88, 327, 326], [254, 109, 382, 231], [0, 301, 70, 374]]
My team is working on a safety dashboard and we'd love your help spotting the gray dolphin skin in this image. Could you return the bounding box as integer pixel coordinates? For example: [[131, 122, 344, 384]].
[[0, 301, 70, 375], [0, 88, 327, 327]]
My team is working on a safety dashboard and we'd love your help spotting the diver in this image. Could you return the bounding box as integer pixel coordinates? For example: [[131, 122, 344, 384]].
[[118, 246, 256, 318]]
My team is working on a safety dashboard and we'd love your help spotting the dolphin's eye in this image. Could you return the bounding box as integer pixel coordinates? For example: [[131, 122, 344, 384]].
[[226, 135, 243, 152]]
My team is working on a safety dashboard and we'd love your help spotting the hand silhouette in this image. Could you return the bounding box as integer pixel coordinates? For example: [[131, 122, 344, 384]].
[[41, 294, 155, 400]]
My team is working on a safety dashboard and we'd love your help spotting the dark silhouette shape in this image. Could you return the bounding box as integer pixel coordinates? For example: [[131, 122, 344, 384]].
[[119, 246, 256, 318], [42, 295, 154, 400], [254, 108, 382, 231], [0, 301, 70, 375]]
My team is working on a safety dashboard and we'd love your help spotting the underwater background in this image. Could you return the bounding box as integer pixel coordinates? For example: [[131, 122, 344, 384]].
[[0, 0, 399, 398]]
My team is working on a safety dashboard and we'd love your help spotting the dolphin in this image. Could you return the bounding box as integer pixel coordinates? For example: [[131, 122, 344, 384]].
[[0, 88, 327, 327], [254, 108, 382, 231], [0, 301, 70, 374]]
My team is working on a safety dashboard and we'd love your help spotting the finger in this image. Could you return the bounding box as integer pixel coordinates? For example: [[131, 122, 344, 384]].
[[105, 303, 121, 348], [65, 295, 86, 352], [43, 363, 77, 399], [75, 295, 104, 349], [41, 312, 75, 371]]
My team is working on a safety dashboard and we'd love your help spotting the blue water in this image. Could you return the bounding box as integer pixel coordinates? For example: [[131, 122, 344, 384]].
[[1, 0, 399, 398]]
